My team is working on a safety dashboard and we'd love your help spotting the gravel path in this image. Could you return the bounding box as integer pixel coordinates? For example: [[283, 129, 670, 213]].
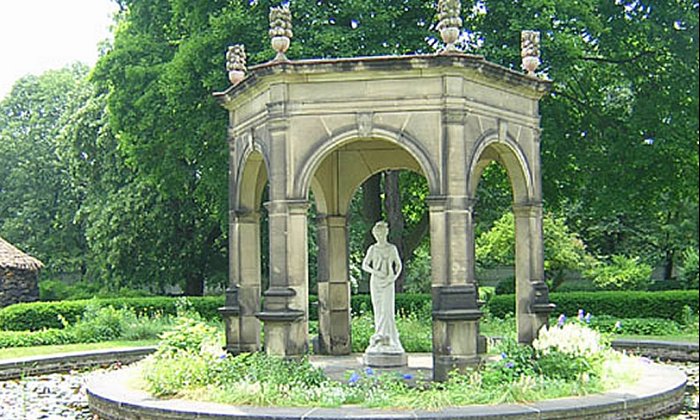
[[0, 361, 696, 419]]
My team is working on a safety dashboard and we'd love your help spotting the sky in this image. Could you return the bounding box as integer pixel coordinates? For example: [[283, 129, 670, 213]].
[[0, 0, 118, 100]]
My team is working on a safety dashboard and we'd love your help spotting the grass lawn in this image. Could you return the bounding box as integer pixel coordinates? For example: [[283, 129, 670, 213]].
[[0, 339, 158, 360]]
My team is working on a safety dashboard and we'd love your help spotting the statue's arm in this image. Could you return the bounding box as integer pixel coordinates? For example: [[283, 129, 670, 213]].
[[362, 245, 374, 274]]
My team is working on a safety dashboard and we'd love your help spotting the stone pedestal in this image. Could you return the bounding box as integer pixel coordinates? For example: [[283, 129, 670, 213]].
[[363, 350, 407, 368]]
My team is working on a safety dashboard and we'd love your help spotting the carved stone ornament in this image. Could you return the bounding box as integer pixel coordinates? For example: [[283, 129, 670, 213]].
[[521, 30, 541, 76], [226, 44, 247, 85], [436, 0, 462, 53], [269, 4, 293, 61]]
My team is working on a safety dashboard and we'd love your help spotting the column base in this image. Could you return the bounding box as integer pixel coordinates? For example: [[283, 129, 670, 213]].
[[363, 351, 407, 368], [433, 354, 480, 382]]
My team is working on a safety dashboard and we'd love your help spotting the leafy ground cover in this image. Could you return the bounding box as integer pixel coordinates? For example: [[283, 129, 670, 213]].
[[139, 315, 641, 409]]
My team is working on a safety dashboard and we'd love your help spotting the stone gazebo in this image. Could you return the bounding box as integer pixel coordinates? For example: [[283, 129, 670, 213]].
[[0, 236, 43, 308], [216, 6, 554, 381]]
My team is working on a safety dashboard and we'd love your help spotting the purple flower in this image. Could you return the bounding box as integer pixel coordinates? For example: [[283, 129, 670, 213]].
[[557, 314, 567, 327], [348, 372, 361, 384], [584, 313, 591, 323], [505, 361, 515, 368], [403, 373, 413, 380], [365, 367, 374, 376], [578, 309, 585, 321], [500, 352, 507, 360], [218, 353, 228, 360]]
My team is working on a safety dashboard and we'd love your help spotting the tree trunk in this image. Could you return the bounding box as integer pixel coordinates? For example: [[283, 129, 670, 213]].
[[384, 171, 406, 292], [361, 173, 383, 251], [184, 275, 204, 296]]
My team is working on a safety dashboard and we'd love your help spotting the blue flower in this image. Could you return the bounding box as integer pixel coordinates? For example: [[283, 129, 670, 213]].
[[578, 309, 585, 321], [557, 314, 567, 327], [403, 373, 413, 380], [218, 353, 228, 360], [614, 321, 622, 330], [365, 367, 375, 376], [348, 372, 361, 384], [505, 361, 515, 368], [500, 352, 507, 360]]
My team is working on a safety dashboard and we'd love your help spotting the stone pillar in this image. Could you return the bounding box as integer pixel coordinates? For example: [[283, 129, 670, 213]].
[[428, 196, 482, 381], [316, 215, 351, 355], [257, 199, 309, 357], [221, 210, 262, 354], [513, 203, 554, 344]]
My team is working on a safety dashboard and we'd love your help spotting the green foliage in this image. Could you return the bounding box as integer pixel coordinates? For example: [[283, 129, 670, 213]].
[[494, 276, 515, 295], [39, 279, 153, 301], [0, 64, 92, 276], [351, 309, 432, 353], [586, 255, 653, 291], [488, 290, 700, 322], [0, 328, 75, 348], [141, 315, 628, 409], [678, 247, 700, 289], [0, 296, 224, 332], [476, 212, 596, 290], [472, 0, 699, 275], [0, 305, 175, 348]]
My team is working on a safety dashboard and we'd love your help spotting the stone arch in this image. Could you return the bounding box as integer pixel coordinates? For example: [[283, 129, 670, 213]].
[[297, 126, 440, 206], [235, 146, 269, 212], [466, 129, 534, 205], [224, 146, 269, 354], [466, 129, 550, 345]]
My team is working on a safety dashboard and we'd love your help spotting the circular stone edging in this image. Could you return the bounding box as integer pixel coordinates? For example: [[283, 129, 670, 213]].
[[0, 346, 156, 381], [87, 361, 686, 420]]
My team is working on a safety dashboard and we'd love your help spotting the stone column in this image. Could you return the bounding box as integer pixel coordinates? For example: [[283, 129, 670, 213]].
[[257, 199, 309, 357], [221, 209, 262, 354], [513, 202, 554, 344], [316, 215, 351, 355], [428, 196, 482, 381]]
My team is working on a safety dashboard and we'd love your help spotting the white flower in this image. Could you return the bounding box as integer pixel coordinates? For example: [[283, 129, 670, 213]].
[[534, 323, 603, 357]]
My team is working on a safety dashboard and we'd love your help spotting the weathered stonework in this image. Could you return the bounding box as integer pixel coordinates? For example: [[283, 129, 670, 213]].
[[0, 267, 39, 308], [0, 237, 42, 308], [216, 53, 554, 380]]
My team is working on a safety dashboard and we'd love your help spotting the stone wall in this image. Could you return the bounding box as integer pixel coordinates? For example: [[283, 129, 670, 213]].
[[0, 267, 39, 308]]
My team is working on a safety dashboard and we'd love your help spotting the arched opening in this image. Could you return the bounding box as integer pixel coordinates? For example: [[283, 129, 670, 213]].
[[468, 137, 548, 344], [223, 149, 268, 354], [304, 136, 434, 355]]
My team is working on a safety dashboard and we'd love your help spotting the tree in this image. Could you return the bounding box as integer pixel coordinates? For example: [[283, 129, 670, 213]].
[[476, 211, 596, 291], [468, 0, 699, 277], [93, 0, 439, 294], [0, 64, 91, 276]]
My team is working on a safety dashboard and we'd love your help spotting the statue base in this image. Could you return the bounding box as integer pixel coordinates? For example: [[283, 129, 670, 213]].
[[363, 351, 407, 368]]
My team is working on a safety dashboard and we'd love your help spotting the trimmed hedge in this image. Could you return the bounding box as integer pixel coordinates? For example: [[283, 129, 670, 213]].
[[488, 290, 700, 322], [2, 290, 697, 332], [0, 296, 224, 332]]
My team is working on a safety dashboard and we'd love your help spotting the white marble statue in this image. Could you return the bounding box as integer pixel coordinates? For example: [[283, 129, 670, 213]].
[[362, 221, 404, 354]]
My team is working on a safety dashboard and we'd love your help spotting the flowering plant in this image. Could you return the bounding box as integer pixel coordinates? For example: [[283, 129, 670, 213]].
[[534, 322, 603, 358]]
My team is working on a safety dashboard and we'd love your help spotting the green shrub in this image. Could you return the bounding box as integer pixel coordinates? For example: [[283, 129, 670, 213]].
[[39, 279, 153, 301], [678, 247, 699, 289], [585, 255, 652, 291], [495, 276, 515, 295], [0, 328, 75, 348], [488, 290, 699, 322], [0, 296, 224, 331]]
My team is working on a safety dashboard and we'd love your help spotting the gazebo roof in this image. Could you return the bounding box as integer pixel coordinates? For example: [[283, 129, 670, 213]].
[[0, 236, 44, 271]]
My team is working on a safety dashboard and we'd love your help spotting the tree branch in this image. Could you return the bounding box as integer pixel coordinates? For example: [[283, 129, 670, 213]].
[[577, 50, 655, 64]]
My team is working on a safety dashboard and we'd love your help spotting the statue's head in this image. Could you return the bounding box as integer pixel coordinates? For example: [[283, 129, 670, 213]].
[[372, 221, 389, 241]]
